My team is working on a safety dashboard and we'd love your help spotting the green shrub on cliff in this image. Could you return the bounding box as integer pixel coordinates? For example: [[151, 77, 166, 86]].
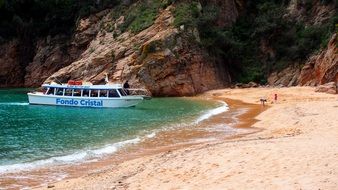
[[128, 2, 159, 33], [119, 0, 172, 33], [172, 0, 336, 84], [173, 2, 200, 28]]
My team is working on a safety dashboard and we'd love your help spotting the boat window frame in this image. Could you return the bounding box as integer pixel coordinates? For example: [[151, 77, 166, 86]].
[[100, 89, 108, 97], [64, 88, 72, 97], [108, 89, 120, 98], [54, 87, 64, 96], [118, 88, 127, 96], [46, 87, 55, 95], [73, 88, 81, 97], [90, 89, 99, 97], [83, 89, 89, 97]]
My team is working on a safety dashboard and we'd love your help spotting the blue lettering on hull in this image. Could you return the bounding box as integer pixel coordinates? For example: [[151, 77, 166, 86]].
[[56, 98, 103, 107]]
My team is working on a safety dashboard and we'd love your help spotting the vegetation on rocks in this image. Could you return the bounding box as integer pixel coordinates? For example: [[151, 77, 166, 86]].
[[0, 0, 119, 41], [172, 0, 337, 84], [0, 0, 336, 88]]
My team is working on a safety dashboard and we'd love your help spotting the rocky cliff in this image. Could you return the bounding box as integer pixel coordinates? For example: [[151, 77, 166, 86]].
[[0, 0, 336, 95], [0, 40, 21, 87], [0, 1, 241, 96], [267, 33, 337, 87], [298, 33, 337, 86], [46, 6, 230, 96], [267, 0, 337, 87]]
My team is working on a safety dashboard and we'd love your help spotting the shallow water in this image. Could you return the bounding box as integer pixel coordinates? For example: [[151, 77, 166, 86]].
[[0, 89, 226, 174]]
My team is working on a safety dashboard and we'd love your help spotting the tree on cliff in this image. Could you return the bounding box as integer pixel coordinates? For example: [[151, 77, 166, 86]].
[[0, 0, 119, 41]]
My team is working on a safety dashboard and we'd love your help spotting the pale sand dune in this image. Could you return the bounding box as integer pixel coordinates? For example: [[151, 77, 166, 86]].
[[37, 87, 338, 190]]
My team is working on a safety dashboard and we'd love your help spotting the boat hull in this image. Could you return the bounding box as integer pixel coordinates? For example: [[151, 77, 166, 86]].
[[28, 93, 143, 108]]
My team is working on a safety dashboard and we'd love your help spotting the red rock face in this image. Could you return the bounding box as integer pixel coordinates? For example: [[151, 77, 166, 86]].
[[0, 40, 23, 87], [45, 6, 230, 96], [24, 37, 70, 87], [298, 34, 338, 86], [136, 35, 226, 96], [24, 36, 86, 87]]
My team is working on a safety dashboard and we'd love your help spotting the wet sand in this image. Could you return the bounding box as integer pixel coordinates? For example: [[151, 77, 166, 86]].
[[6, 87, 338, 189]]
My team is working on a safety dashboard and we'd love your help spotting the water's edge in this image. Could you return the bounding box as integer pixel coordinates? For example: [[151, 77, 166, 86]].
[[0, 90, 264, 189]]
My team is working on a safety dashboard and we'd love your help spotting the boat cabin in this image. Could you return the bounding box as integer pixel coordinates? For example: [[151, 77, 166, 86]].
[[42, 84, 128, 98]]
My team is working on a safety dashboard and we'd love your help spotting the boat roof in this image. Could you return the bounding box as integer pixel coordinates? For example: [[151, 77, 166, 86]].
[[42, 83, 123, 90]]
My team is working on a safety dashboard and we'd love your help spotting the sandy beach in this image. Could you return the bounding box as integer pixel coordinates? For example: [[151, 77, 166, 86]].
[[36, 87, 338, 190]]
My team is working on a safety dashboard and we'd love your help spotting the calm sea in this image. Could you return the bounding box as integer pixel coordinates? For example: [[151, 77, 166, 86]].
[[0, 88, 228, 175]]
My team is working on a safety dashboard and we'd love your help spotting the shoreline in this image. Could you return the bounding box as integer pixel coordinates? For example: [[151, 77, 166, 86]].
[[4, 86, 338, 189], [0, 95, 262, 189], [37, 87, 338, 189], [43, 97, 264, 188]]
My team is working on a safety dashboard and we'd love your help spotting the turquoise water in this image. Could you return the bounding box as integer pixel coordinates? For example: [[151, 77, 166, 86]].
[[0, 89, 223, 172]]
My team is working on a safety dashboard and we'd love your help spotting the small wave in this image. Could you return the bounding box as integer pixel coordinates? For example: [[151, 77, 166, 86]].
[[0, 137, 141, 174], [146, 132, 156, 138], [0, 102, 29, 106], [194, 101, 229, 124]]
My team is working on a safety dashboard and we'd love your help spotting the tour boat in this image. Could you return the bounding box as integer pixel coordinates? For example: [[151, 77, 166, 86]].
[[27, 81, 151, 108]]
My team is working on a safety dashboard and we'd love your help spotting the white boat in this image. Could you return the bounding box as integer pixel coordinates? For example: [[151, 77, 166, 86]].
[[27, 81, 151, 108]]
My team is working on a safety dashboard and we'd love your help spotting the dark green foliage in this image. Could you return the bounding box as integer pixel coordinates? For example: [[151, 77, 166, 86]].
[[128, 1, 159, 33], [172, 0, 337, 84], [173, 1, 200, 28], [0, 0, 119, 40], [118, 0, 172, 33]]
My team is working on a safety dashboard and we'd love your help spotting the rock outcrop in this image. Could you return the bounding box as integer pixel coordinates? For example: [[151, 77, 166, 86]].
[[24, 10, 107, 87], [0, 40, 22, 87], [46, 6, 229, 96], [298, 33, 337, 86], [267, 65, 301, 87], [24, 36, 83, 87], [286, 0, 336, 25], [267, 33, 337, 87], [315, 82, 337, 94], [0, 9, 105, 88]]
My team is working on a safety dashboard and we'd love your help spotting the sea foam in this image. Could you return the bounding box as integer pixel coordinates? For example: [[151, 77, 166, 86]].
[[0, 100, 229, 174], [0, 137, 141, 174], [0, 102, 29, 106], [194, 100, 229, 124]]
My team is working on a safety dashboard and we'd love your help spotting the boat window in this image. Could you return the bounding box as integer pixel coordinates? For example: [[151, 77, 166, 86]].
[[90, 90, 99, 97], [47, 88, 55, 95], [118, 89, 127, 96], [100, 90, 108, 97], [108, 89, 120, 97], [55, 88, 64, 96], [73, 89, 81, 96], [65, 89, 72, 96], [82, 89, 89, 97]]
